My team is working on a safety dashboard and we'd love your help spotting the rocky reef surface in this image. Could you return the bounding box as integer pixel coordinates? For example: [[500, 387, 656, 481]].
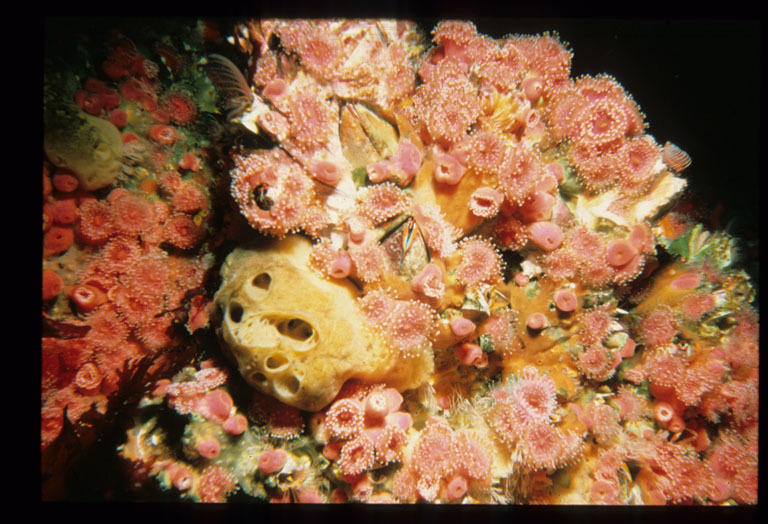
[[42, 18, 758, 504]]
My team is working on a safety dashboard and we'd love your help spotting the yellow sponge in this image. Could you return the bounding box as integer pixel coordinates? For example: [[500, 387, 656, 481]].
[[214, 236, 433, 411]]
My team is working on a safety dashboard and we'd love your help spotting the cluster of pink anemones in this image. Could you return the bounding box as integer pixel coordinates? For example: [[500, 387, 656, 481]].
[[230, 149, 315, 237], [497, 142, 546, 206], [159, 92, 197, 126], [283, 87, 336, 155], [109, 190, 156, 237], [467, 128, 514, 178], [76, 199, 115, 245], [309, 238, 350, 280], [612, 385, 647, 422], [170, 182, 207, 214], [520, 422, 584, 472], [379, 297, 436, 358], [576, 343, 616, 381], [394, 417, 491, 503], [577, 308, 613, 345], [512, 32, 572, 94], [412, 57, 482, 147], [322, 385, 411, 478], [616, 135, 661, 194], [639, 306, 679, 348], [162, 213, 205, 250]]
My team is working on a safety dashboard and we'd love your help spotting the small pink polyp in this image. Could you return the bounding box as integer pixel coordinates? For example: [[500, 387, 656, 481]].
[[366, 160, 392, 183], [457, 342, 487, 367], [527, 221, 563, 251], [258, 449, 287, 475], [519, 191, 555, 223], [329, 251, 352, 279], [450, 317, 476, 338], [392, 140, 422, 180], [309, 159, 343, 186], [527, 312, 549, 330], [553, 289, 577, 312], [263, 78, 287, 101], [413, 263, 444, 299], [606, 239, 638, 267], [521, 76, 544, 101], [433, 152, 466, 185], [545, 161, 565, 183], [670, 271, 701, 290]]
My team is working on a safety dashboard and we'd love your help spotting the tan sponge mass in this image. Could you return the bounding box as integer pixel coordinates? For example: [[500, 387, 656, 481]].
[[214, 236, 433, 411]]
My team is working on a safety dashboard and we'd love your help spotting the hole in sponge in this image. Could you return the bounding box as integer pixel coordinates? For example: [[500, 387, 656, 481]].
[[274, 373, 301, 398], [264, 352, 289, 372], [277, 318, 314, 341], [251, 372, 268, 387], [229, 302, 244, 323], [251, 273, 271, 290]]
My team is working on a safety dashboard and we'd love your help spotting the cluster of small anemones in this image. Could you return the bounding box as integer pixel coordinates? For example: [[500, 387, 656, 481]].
[[575, 400, 621, 445], [230, 149, 317, 237], [43, 166, 87, 258], [487, 368, 584, 472], [358, 289, 437, 358], [316, 384, 411, 500], [355, 183, 410, 225], [629, 435, 716, 504], [43, 128, 213, 453], [392, 416, 491, 503], [706, 429, 758, 504], [41, 337, 109, 448], [548, 75, 648, 192], [588, 447, 630, 504], [270, 20, 418, 109]]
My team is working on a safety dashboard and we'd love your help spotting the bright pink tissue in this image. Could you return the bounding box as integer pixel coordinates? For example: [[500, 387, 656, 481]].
[[433, 152, 466, 185], [527, 221, 563, 251]]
